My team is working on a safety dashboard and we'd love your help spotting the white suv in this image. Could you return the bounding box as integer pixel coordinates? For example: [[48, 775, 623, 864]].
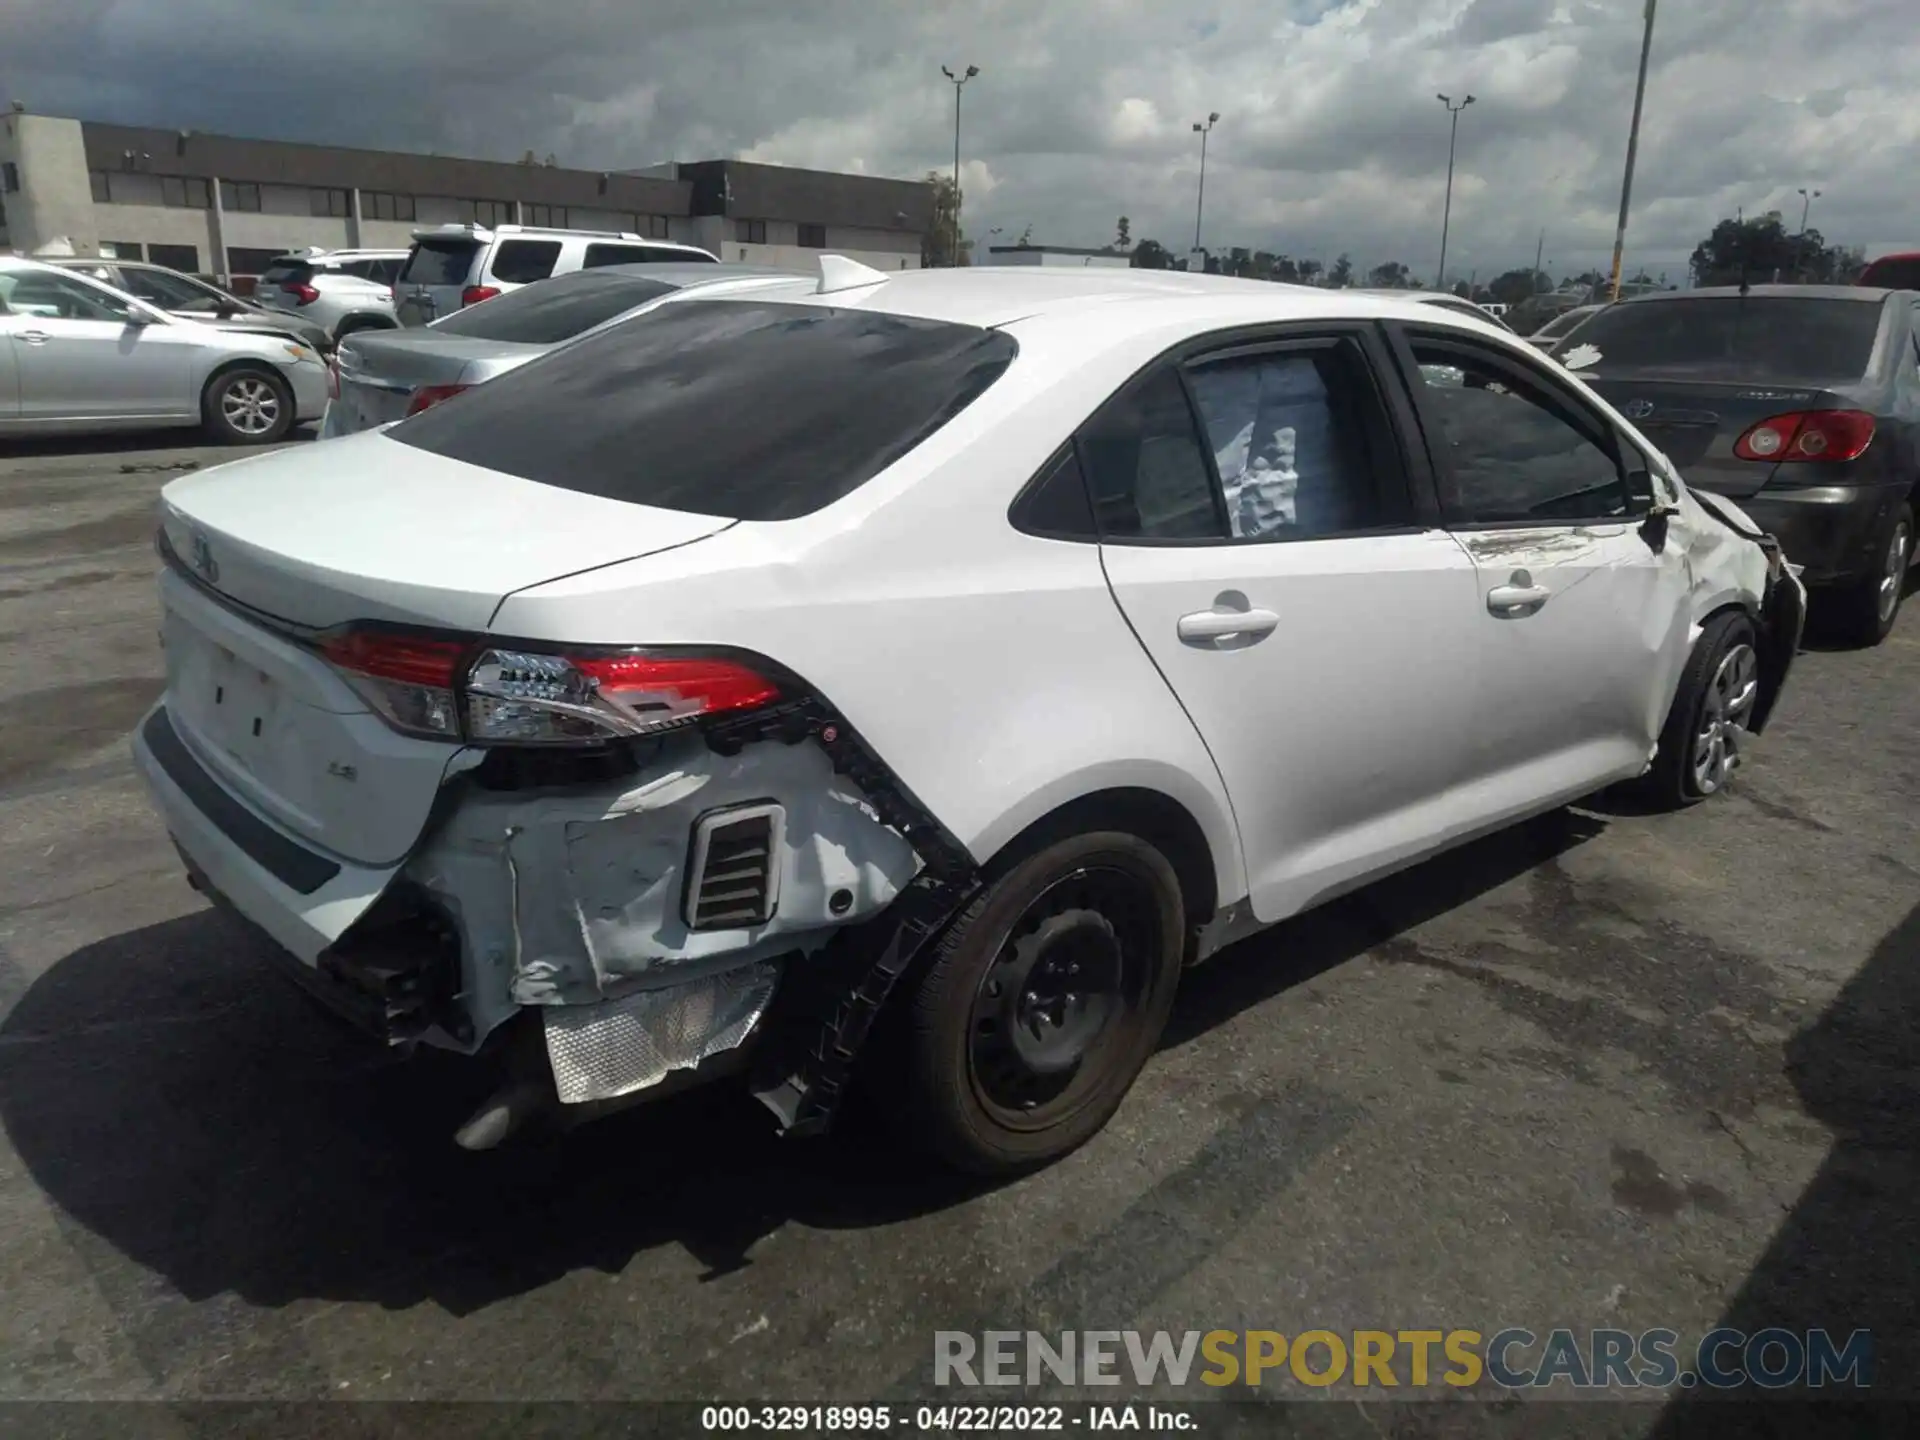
[[393, 222, 719, 327], [254, 249, 407, 340]]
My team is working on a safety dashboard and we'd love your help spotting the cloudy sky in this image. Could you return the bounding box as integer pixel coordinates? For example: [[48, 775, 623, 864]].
[[2, 0, 1915, 282]]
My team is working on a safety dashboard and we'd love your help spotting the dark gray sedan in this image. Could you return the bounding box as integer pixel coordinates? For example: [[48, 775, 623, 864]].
[[320, 263, 816, 438], [1569, 285, 1919, 644]]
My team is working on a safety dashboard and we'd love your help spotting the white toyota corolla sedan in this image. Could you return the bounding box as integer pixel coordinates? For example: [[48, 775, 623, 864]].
[[132, 260, 1805, 1173]]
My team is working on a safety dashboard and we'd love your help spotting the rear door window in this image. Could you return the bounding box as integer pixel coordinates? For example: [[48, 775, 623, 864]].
[[1569, 297, 1884, 385], [391, 301, 1018, 520], [428, 270, 676, 343], [400, 241, 480, 286], [488, 240, 563, 284], [257, 258, 313, 288]]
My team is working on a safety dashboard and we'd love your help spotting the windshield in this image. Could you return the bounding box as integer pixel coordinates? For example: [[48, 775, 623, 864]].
[[400, 240, 481, 286], [428, 270, 677, 343], [392, 300, 1019, 521], [1570, 297, 1884, 383], [258, 258, 313, 287]]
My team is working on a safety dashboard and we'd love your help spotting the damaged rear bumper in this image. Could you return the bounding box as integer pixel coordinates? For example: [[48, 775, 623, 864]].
[[137, 689, 983, 1136]]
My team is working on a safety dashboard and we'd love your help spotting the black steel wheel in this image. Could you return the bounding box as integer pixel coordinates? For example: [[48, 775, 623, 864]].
[[898, 830, 1184, 1174]]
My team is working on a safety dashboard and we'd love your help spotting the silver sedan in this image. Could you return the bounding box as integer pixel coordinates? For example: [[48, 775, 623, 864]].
[[0, 256, 328, 445], [321, 263, 816, 438]]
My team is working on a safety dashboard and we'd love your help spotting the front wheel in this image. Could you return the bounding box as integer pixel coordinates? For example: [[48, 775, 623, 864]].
[[1637, 610, 1761, 810], [201, 365, 294, 446], [896, 830, 1185, 1174]]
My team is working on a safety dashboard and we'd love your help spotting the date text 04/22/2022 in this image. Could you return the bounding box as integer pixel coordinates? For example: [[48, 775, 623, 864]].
[[699, 1405, 1193, 1431]]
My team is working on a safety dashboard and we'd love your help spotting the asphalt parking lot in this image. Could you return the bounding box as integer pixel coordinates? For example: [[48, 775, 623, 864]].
[[0, 431, 1913, 1431]]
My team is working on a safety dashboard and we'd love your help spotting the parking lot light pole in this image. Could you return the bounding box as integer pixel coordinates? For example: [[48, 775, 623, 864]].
[[1192, 112, 1219, 255], [1606, 0, 1658, 302], [941, 64, 979, 267], [1797, 187, 1822, 237], [1435, 94, 1474, 291]]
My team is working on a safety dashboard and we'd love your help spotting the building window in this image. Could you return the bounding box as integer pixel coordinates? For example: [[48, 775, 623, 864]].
[[227, 246, 283, 276], [160, 176, 212, 209], [365, 190, 415, 222], [798, 222, 827, 249], [628, 214, 670, 240], [147, 243, 201, 273], [737, 218, 767, 245], [310, 187, 351, 218], [220, 180, 262, 212], [1, 162, 18, 193], [457, 197, 512, 227], [102, 240, 144, 261], [90, 170, 113, 203], [524, 202, 569, 228]]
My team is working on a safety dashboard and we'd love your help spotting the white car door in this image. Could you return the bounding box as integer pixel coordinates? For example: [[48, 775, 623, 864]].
[[1389, 325, 1694, 813], [1089, 327, 1490, 923], [3, 269, 194, 422]]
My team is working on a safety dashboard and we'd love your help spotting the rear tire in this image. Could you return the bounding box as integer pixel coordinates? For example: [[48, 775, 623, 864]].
[[201, 364, 294, 446], [1831, 503, 1912, 647], [895, 830, 1184, 1175], [1635, 610, 1760, 810]]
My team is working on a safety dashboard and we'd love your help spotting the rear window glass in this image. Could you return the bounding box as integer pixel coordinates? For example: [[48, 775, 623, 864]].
[[391, 301, 1018, 521], [428, 270, 675, 343], [400, 241, 479, 286], [1571, 298, 1885, 383], [1860, 257, 1920, 289], [489, 240, 562, 284], [258, 259, 312, 286]]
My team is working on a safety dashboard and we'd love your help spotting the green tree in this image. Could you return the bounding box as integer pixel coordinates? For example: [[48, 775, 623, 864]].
[[1486, 268, 1546, 307], [1295, 258, 1324, 286], [1115, 216, 1132, 251], [1688, 211, 1854, 285], [1327, 253, 1354, 287], [1367, 260, 1413, 288], [1131, 238, 1174, 270], [921, 172, 971, 267]]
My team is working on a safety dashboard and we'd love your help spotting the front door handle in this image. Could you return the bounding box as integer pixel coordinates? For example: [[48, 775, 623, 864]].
[[18, 330, 49, 345], [1177, 607, 1281, 642], [1487, 582, 1551, 616]]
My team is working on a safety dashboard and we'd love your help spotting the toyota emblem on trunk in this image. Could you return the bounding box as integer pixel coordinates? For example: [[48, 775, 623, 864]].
[[1624, 399, 1656, 420], [188, 529, 219, 583]]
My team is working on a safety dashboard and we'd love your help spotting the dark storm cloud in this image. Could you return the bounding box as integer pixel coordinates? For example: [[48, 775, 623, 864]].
[[1, 0, 1914, 279]]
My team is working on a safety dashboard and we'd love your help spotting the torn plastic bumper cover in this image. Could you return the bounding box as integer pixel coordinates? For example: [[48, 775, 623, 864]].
[[344, 691, 982, 1132]]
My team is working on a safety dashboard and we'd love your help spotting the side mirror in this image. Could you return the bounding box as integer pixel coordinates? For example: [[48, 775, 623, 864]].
[[1625, 467, 1658, 514], [215, 301, 238, 318]]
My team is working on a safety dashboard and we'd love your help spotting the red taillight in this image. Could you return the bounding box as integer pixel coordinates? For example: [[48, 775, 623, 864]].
[[574, 654, 782, 720], [282, 281, 320, 305], [321, 630, 466, 688], [1733, 409, 1876, 464], [319, 628, 782, 746], [405, 383, 472, 417], [461, 285, 502, 306]]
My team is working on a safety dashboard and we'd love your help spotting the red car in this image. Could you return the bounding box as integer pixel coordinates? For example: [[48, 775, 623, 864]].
[[1857, 252, 1920, 288]]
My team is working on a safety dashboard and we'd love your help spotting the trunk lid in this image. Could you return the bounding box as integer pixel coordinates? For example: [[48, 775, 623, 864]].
[[330, 330, 544, 435], [156, 431, 735, 632], [1581, 375, 1857, 498]]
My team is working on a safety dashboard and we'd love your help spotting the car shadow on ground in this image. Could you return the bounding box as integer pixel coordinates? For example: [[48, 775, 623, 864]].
[[0, 426, 315, 461], [1646, 899, 1920, 1433], [0, 808, 1605, 1317]]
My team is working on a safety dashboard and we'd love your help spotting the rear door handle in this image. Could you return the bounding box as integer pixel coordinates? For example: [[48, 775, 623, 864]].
[[1177, 608, 1281, 642], [1487, 583, 1551, 616]]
